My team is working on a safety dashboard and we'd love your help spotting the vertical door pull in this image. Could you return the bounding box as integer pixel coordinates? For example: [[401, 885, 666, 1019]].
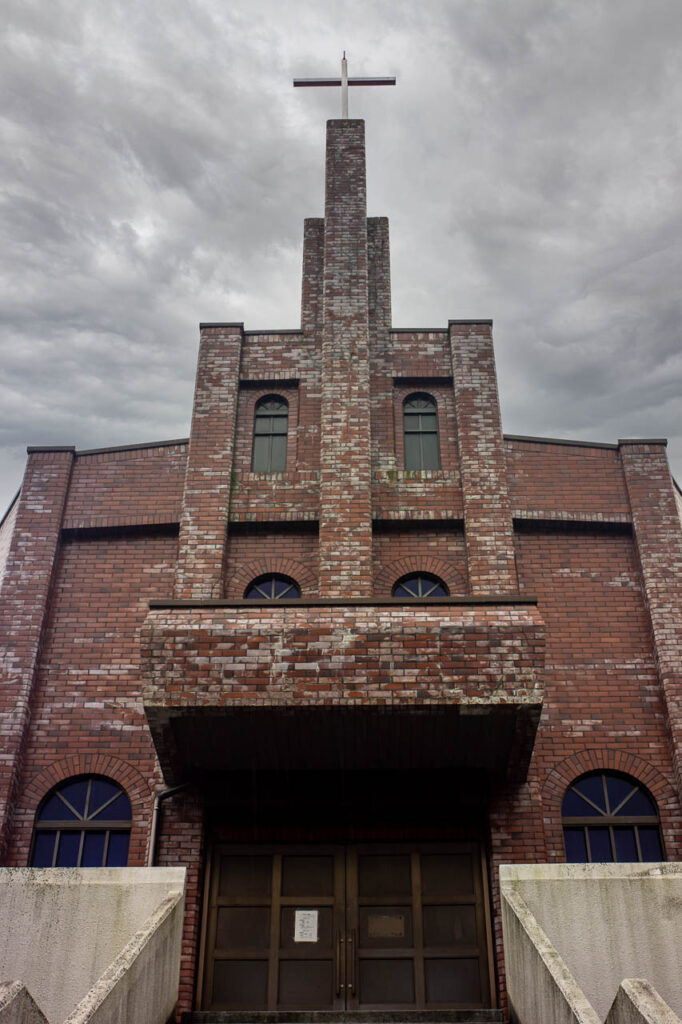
[[348, 928, 356, 994], [335, 930, 343, 996]]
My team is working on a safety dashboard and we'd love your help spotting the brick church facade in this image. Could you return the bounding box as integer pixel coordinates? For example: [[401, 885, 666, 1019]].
[[1, 118, 681, 1017]]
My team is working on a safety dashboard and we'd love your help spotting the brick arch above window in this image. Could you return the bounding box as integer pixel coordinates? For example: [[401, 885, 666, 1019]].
[[228, 557, 317, 599], [20, 754, 154, 867], [375, 557, 466, 597], [541, 748, 681, 861]]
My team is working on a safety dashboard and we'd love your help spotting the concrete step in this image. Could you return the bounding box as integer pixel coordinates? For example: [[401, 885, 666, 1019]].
[[182, 1013, 506, 1024]]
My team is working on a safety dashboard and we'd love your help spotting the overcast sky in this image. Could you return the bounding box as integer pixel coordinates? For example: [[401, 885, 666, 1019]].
[[2, 0, 681, 512]]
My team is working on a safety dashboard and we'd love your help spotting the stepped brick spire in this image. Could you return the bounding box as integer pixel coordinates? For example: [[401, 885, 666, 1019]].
[[318, 118, 373, 596]]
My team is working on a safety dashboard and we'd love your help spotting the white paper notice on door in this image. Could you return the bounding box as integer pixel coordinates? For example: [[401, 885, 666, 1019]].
[[294, 909, 318, 942]]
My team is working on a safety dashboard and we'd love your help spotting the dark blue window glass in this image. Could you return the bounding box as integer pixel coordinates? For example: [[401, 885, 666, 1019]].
[[82, 832, 106, 867], [563, 829, 587, 863], [32, 776, 132, 868], [39, 793, 79, 822], [92, 792, 132, 822], [88, 779, 122, 816], [619, 788, 657, 817], [32, 831, 56, 867], [59, 779, 89, 817], [604, 774, 636, 813], [587, 828, 613, 862], [563, 773, 663, 863], [613, 829, 638, 861], [57, 832, 81, 866], [245, 575, 301, 600], [392, 574, 449, 598], [639, 828, 663, 861], [575, 775, 607, 813], [107, 832, 130, 867], [562, 788, 600, 817]]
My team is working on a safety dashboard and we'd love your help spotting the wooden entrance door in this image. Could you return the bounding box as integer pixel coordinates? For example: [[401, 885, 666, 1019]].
[[200, 842, 492, 1011]]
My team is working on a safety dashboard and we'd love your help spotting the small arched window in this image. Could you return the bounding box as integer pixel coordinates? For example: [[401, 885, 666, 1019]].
[[252, 395, 288, 473], [403, 393, 440, 471], [562, 771, 664, 863], [30, 776, 132, 868], [392, 573, 449, 598], [244, 574, 301, 600]]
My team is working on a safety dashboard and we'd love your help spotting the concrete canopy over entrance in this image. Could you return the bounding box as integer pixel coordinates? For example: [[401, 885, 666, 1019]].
[[141, 597, 545, 786]]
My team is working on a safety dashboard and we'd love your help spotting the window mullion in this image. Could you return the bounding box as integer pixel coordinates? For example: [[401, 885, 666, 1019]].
[[77, 830, 86, 867]]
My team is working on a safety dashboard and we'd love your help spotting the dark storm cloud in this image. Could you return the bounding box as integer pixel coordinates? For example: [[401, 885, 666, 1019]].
[[1, 0, 681, 510]]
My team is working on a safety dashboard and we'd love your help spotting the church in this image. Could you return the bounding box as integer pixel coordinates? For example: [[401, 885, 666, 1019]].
[[1, 68, 681, 1024]]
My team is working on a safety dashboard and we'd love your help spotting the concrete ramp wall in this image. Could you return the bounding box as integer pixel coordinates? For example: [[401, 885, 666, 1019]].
[[501, 864, 682, 1024], [0, 868, 185, 1024]]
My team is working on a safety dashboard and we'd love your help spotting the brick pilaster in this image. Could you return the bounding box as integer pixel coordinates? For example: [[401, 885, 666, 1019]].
[[301, 217, 324, 337], [175, 324, 243, 599], [0, 446, 74, 860], [368, 216, 394, 473], [620, 439, 682, 799], [367, 217, 391, 334], [449, 321, 518, 593], [319, 119, 373, 596]]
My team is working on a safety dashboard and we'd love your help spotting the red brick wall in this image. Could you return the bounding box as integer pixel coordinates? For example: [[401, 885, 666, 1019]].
[[513, 523, 679, 856], [505, 438, 630, 521], [486, 521, 682, 1008], [225, 529, 319, 598], [5, 530, 177, 865], [0, 448, 74, 859], [372, 526, 468, 594], [65, 443, 187, 529], [5, 527, 209, 1015]]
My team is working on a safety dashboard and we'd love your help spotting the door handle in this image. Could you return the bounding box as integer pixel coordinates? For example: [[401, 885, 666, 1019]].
[[348, 928, 356, 995], [335, 930, 343, 996]]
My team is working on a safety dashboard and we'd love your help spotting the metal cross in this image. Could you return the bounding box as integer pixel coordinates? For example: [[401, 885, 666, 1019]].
[[294, 52, 395, 119]]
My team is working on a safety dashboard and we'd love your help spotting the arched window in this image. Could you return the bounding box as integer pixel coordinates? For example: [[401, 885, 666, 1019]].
[[252, 395, 288, 473], [30, 776, 132, 868], [244, 574, 301, 600], [562, 771, 664, 863], [403, 393, 440, 471], [392, 572, 449, 598]]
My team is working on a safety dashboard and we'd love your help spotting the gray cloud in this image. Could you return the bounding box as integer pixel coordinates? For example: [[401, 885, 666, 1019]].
[[1, 0, 681, 512]]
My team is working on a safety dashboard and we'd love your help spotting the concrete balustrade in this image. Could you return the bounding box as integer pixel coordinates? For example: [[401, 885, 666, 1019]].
[[0, 868, 185, 1024], [501, 864, 682, 1024]]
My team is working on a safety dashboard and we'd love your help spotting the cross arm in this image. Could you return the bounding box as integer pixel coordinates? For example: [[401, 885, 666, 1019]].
[[293, 77, 396, 87]]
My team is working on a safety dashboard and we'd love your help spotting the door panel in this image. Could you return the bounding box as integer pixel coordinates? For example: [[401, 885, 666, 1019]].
[[201, 841, 490, 1011], [203, 846, 345, 1011]]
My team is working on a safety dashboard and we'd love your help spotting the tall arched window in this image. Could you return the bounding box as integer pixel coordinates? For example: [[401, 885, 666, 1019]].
[[403, 393, 440, 471], [562, 771, 664, 863], [30, 776, 132, 868], [392, 572, 449, 598], [252, 395, 288, 473], [244, 574, 301, 600]]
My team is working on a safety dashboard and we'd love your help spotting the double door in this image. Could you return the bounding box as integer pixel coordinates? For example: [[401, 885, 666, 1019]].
[[200, 842, 492, 1010]]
